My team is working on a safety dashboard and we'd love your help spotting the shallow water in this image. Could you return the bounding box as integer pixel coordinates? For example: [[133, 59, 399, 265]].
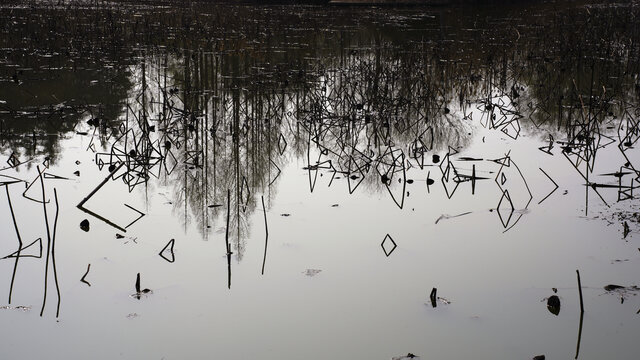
[[1, 1, 640, 359]]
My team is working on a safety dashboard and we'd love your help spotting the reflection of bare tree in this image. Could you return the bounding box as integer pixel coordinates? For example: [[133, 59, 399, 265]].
[[83, 0, 640, 257], [154, 43, 481, 252], [113, 53, 291, 260], [3, 1, 638, 162], [2, 1, 640, 258]]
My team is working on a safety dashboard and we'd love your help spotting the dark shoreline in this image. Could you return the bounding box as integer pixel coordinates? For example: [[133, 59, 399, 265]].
[[11, 0, 623, 7]]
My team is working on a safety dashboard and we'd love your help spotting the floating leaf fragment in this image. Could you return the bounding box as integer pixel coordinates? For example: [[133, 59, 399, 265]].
[[604, 284, 625, 291], [80, 219, 90, 232], [547, 295, 560, 316]]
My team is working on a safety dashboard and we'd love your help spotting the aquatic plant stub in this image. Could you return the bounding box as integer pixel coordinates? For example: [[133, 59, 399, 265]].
[[132, 273, 152, 299]]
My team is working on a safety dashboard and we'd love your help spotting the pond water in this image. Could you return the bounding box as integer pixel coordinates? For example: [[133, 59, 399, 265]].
[[1, 1, 640, 359]]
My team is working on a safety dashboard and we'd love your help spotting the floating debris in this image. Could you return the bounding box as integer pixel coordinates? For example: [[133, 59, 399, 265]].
[[611, 259, 629, 264], [0, 305, 31, 312], [80, 219, 90, 232], [303, 269, 322, 277], [546, 295, 560, 316], [435, 212, 472, 224], [603, 284, 639, 304], [604, 284, 627, 291], [391, 353, 419, 360]]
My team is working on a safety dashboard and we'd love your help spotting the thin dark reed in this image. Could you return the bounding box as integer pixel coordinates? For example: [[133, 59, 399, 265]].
[[51, 188, 61, 318], [261, 195, 268, 275], [37, 166, 52, 317], [5, 185, 23, 304]]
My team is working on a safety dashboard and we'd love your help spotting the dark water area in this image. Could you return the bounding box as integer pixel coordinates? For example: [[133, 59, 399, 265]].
[[1, 1, 640, 359]]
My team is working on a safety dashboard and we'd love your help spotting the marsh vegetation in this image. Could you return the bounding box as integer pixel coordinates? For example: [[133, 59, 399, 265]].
[[1, 1, 639, 359]]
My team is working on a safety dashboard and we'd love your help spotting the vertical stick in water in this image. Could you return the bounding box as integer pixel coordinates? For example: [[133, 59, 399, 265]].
[[576, 270, 584, 314], [261, 195, 268, 275], [5, 185, 23, 304], [575, 310, 584, 359], [225, 189, 231, 289], [51, 189, 61, 318], [37, 166, 52, 317], [575, 269, 585, 359]]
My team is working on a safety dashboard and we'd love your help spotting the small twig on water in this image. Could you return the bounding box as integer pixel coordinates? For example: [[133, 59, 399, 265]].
[[81, 264, 91, 286]]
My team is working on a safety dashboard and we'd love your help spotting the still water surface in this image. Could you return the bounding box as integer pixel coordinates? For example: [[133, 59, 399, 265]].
[[1, 1, 639, 359]]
